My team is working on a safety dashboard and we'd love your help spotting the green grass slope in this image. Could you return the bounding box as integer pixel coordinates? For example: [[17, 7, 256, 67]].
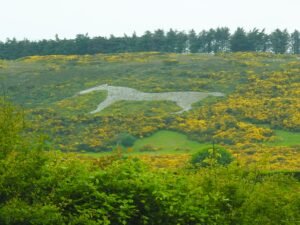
[[133, 130, 209, 153]]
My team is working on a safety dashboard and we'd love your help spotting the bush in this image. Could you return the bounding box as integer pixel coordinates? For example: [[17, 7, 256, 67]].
[[115, 133, 137, 147], [139, 144, 161, 152], [190, 145, 233, 167], [0, 199, 63, 225], [0, 151, 299, 225], [0, 99, 24, 158]]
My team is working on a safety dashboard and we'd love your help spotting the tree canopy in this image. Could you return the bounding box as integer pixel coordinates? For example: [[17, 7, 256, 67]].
[[0, 28, 299, 59]]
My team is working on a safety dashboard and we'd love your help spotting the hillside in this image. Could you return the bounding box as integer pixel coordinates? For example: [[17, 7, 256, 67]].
[[0, 52, 299, 170]]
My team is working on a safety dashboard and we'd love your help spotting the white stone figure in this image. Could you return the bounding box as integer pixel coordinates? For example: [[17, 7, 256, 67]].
[[76, 84, 225, 114]]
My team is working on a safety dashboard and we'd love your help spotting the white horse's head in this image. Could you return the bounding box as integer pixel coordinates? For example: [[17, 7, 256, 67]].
[[77, 84, 109, 96]]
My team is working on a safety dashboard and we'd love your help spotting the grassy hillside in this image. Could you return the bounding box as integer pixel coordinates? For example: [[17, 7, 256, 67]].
[[133, 130, 209, 153], [0, 52, 299, 170]]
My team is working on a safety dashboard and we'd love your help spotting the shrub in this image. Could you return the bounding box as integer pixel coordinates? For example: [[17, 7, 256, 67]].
[[0, 151, 299, 225], [190, 145, 233, 167], [0, 99, 24, 158], [115, 133, 137, 147], [139, 144, 161, 152]]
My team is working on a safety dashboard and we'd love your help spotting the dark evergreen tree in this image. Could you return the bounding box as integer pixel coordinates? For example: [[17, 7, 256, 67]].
[[213, 27, 230, 52], [270, 29, 290, 54], [0, 28, 298, 59], [199, 29, 215, 53], [138, 31, 153, 51], [152, 29, 166, 52], [75, 34, 90, 54], [291, 30, 300, 54], [247, 28, 268, 52], [230, 28, 250, 52], [89, 36, 107, 54], [175, 31, 188, 53], [165, 29, 178, 52], [128, 32, 139, 52], [187, 29, 199, 53], [197, 30, 210, 53]]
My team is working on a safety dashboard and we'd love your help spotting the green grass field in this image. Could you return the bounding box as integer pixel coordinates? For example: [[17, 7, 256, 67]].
[[268, 129, 300, 146], [83, 130, 210, 157], [83, 128, 300, 159], [133, 130, 209, 153]]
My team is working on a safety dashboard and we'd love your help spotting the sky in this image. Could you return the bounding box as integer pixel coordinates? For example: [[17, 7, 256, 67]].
[[0, 0, 299, 41]]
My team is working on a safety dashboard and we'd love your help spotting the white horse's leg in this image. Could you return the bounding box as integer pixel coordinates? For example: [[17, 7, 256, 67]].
[[173, 102, 192, 114], [90, 97, 116, 114]]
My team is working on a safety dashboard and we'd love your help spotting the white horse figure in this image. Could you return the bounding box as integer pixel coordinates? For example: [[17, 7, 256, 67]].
[[77, 84, 225, 114]]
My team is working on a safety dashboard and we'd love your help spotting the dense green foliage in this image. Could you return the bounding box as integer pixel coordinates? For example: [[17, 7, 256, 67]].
[[0, 28, 299, 59], [191, 145, 233, 167], [0, 98, 24, 158], [1, 148, 299, 224]]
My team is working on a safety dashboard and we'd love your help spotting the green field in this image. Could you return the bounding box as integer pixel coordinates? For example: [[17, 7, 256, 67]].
[[133, 130, 209, 153], [84, 130, 210, 157], [84, 127, 300, 158], [269, 129, 300, 146]]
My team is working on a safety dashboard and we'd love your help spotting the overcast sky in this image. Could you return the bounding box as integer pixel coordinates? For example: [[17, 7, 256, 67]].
[[1, 0, 299, 41]]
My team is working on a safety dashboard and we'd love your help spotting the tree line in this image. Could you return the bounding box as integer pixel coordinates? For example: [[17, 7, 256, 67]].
[[0, 27, 299, 59]]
